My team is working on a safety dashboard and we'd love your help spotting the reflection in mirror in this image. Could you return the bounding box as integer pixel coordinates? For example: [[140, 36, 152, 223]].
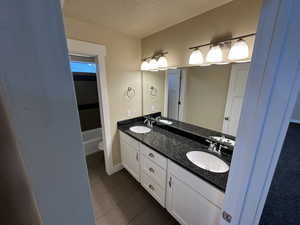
[[142, 71, 166, 115], [142, 63, 250, 137]]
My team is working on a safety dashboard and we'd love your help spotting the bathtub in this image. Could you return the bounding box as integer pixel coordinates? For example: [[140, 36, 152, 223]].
[[82, 128, 103, 155]]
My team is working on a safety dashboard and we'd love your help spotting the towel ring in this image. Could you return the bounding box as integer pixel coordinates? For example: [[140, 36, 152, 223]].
[[126, 87, 136, 100], [149, 86, 158, 97]]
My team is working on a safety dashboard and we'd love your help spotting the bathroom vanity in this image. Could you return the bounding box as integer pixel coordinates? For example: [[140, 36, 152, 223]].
[[118, 116, 233, 225]]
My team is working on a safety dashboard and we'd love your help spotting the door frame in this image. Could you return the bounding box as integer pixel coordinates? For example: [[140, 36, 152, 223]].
[[164, 69, 185, 120], [67, 39, 114, 175], [222, 62, 250, 136], [220, 0, 300, 225]]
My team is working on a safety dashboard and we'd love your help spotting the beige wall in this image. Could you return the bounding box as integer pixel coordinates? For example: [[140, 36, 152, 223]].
[[142, 71, 166, 115], [183, 65, 231, 131], [142, 0, 262, 67], [63, 17, 142, 165]]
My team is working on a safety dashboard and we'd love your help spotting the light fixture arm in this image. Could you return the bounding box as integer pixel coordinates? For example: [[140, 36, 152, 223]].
[[142, 51, 168, 62], [189, 33, 256, 50]]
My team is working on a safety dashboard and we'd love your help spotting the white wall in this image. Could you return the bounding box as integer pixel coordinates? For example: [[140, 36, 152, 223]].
[[0, 1, 95, 225], [63, 17, 142, 166], [183, 65, 231, 131], [142, 0, 262, 67], [142, 71, 166, 115]]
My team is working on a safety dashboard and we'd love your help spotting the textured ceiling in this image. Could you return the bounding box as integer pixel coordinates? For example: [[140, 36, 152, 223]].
[[64, 0, 232, 38]]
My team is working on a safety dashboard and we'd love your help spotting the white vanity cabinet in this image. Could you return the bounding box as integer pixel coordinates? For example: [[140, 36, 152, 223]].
[[120, 131, 167, 207], [166, 161, 224, 225], [140, 144, 167, 207], [120, 131, 225, 225], [120, 132, 141, 182]]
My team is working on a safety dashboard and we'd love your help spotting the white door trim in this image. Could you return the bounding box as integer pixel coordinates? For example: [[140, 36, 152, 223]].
[[163, 70, 168, 117], [221, 0, 300, 225], [178, 69, 186, 122], [67, 39, 114, 175], [222, 63, 250, 136]]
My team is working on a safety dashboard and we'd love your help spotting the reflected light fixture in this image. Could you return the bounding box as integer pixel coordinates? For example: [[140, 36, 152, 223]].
[[141, 60, 149, 71], [149, 58, 159, 71], [206, 45, 223, 63], [157, 56, 168, 70], [228, 39, 249, 61], [189, 49, 204, 65]]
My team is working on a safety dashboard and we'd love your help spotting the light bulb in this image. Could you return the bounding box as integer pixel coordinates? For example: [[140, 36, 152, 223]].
[[189, 49, 204, 65], [228, 39, 249, 61], [141, 61, 149, 71], [206, 45, 223, 63], [149, 58, 158, 71], [157, 56, 168, 69]]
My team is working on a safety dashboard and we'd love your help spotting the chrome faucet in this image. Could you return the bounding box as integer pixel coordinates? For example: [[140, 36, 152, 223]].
[[206, 139, 221, 155], [144, 116, 155, 128]]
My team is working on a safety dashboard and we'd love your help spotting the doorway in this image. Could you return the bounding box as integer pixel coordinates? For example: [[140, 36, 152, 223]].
[[167, 69, 182, 120], [223, 63, 250, 136], [67, 39, 114, 176], [69, 55, 104, 156]]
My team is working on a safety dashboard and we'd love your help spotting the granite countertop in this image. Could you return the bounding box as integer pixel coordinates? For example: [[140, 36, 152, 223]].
[[157, 117, 235, 150], [118, 119, 232, 192]]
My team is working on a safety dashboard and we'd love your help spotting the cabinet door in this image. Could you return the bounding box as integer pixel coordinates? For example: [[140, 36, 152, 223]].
[[166, 175, 222, 225], [120, 140, 140, 182]]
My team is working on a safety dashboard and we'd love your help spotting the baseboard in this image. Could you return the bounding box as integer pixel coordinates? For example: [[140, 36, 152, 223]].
[[85, 148, 101, 156], [110, 163, 124, 174]]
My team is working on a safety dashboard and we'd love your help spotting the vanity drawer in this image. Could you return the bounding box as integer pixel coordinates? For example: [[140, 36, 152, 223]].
[[141, 144, 167, 169], [141, 172, 165, 207], [120, 131, 139, 150], [141, 155, 166, 188]]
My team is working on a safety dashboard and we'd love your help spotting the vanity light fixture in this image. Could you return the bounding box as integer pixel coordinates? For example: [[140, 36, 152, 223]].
[[141, 60, 149, 71], [188, 49, 204, 65], [189, 33, 255, 64], [141, 51, 168, 71], [228, 39, 249, 61], [157, 55, 168, 70], [206, 45, 223, 63]]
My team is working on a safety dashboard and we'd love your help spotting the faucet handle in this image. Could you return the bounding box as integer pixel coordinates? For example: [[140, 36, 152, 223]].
[[206, 139, 213, 144]]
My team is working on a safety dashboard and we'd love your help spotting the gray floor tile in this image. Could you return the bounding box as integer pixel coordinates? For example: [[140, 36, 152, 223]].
[[86, 152, 179, 225]]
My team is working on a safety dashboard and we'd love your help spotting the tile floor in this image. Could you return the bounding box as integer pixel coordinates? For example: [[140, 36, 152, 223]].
[[86, 152, 179, 225]]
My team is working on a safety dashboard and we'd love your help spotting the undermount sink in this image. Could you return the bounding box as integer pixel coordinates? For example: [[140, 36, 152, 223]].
[[186, 151, 229, 173], [129, 126, 151, 134], [159, 119, 173, 125]]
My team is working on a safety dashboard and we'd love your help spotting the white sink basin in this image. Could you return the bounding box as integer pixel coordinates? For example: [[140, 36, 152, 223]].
[[186, 151, 229, 173], [159, 119, 173, 125], [129, 126, 151, 134]]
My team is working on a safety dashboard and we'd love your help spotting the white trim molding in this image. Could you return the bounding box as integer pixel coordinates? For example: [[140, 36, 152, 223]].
[[221, 0, 300, 225], [67, 39, 115, 175], [110, 163, 124, 174]]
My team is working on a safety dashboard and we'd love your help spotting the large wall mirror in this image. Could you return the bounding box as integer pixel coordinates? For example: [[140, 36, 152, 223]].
[[142, 62, 250, 137]]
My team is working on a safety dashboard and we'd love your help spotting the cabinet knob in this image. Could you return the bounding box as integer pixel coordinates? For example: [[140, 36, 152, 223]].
[[148, 153, 155, 158], [149, 167, 155, 173], [136, 152, 139, 161], [148, 184, 155, 191]]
